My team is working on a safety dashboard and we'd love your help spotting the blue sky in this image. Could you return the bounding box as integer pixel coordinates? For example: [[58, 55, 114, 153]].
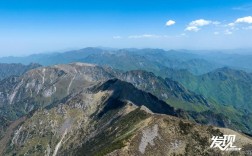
[[1, 0, 252, 56]]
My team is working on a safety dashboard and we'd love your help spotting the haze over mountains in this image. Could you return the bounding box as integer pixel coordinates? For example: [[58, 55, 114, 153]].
[[0, 48, 252, 155], [1, 47, 252, 74]]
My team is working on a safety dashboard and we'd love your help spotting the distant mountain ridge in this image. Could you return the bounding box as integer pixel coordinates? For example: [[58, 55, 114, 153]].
[[1, 47, 252, 75], [0, 47, 221, 75], [0, 63, 41, 80]]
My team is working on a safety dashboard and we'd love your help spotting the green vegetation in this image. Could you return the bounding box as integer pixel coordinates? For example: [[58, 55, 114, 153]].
[[165, 67, 252, 134], [77, 108, 150, 156], [167, 67, 252, 112], [1, 59, 252, 155]]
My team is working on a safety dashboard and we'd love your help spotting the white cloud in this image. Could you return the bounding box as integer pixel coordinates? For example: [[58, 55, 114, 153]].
[[189, 19, 212, 27], [235, 16, 252, 24], [228, 23, 235, 27], [166, 20, 175, 26], [185, 26, 200, 32], [128, 34, 161, 39], [113, 36, 122, 39], [185, 19, 218, 32], [226, 16, 252, 31]]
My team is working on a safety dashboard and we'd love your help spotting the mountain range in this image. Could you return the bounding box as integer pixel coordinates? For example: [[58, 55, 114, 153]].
[[166, 67, 252, 109], [2, 47, 252, 74], [0, 48, 252, 155], [0, 63, 41, 80]]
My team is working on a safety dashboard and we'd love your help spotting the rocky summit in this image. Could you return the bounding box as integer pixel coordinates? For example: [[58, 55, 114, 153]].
[[0, 63, 252, 156]]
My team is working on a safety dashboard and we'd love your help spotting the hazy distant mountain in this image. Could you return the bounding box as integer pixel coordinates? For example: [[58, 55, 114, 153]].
[[0, 47, 105, 66], [1, 48, 252, 75], [0, 63, 41, 80], [1, 63, 252, 155], [199, 52, 252, 72], [0, 48, 221, 75]]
